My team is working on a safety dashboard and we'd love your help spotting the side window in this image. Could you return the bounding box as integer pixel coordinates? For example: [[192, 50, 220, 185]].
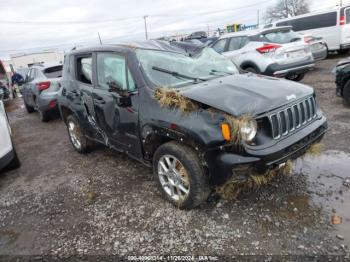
[[240, 36, 249, 47], [346, 8, 350, 24], [97, 53, 127, 91], [212, 39, 227, 53], [76, 55, 92, 85], [227, 37, 243, 51], [26, 69, 32, 81]]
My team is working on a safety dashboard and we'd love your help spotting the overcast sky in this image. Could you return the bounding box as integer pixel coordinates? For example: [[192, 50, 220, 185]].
[[0, 0, 344, 59]]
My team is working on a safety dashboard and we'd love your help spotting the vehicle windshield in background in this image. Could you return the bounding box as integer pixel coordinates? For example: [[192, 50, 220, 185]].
[[136, 47, 238, 88], [262, 30, 301, 44], [43, 65, 63, 78]]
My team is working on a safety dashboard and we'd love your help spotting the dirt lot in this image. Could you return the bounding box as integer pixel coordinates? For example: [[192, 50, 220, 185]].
[[1, 54, 350, 259]]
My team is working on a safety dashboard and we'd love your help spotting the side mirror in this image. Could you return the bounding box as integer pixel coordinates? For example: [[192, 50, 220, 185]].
[[108, 81, 132, 107]]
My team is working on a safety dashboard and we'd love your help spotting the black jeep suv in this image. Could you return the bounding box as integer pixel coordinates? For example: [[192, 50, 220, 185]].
[[58, 41, 327, 209]]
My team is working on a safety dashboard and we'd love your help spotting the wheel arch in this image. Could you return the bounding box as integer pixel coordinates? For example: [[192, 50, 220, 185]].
[[240, 61, 261, 73]]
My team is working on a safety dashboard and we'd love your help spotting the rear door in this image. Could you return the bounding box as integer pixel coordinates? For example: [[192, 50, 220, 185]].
[[73, 54, 99, 138], [23, 68, 36, 106], [222, 36, 250, 63], [92, 51, 142, 158]]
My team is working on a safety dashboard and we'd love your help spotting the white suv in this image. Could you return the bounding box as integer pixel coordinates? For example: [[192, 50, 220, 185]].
[[211, 27, 314, 81]]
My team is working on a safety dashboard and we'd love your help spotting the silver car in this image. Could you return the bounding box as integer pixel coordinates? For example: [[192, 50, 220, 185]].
[[211, 26, 315, 81], [0, 100, 20, 171], [22, 64, 62, 122]]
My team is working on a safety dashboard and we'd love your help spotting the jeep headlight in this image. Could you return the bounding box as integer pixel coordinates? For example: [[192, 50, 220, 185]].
[[240, 119, 257, 142]]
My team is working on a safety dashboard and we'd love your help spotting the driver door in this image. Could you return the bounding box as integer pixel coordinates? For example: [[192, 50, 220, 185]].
[[92, 52, 142, 158]]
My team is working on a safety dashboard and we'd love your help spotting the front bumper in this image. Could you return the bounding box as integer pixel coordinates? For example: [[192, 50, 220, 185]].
[[206, 116, 327, 185], [264, 60, 315, 78]]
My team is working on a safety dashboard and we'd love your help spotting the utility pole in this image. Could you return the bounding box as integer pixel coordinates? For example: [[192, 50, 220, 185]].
[[98, 32, 102, 45], [340, 0, 343, 7], [143, 15, 149, 40], [257, 9, 260, 27]]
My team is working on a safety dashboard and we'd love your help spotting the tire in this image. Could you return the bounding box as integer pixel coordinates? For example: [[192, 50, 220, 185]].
[[286, 73, 305, 82], [38, 108, 50, 122], [244, 67, 259, 74], [153, 141, 210, 209], [23, 98, 35, 113], [6, 149, 20, 170], [66, 115, 93, 154], [343, 80, 350, 106]]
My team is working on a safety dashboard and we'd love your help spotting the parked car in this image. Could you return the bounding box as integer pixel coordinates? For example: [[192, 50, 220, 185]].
[[22, 63, 63, 122], [334, 58, 350, 105], [0, 100, 20, 172], [211, 26, 314, 81], [58, 41, 327, 209], [264, 5, 350, 53], [186, 31, 207, 40], [302, 34, 328, 61], [0, 82, 10, 101]]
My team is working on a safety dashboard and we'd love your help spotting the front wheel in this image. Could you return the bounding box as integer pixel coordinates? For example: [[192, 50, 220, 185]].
[[66, 115, 93, 154], [343, 80, 350, 106], [286, 73, 305, 82], [153, 141, 210, 209]]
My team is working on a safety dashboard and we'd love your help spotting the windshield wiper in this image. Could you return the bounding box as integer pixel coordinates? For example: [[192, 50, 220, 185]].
[[210, 69, 234, 76], [152, 66, 205, 82]]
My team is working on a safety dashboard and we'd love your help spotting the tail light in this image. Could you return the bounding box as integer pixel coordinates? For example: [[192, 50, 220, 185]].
[[340, 15, 345, 26], [256, 44, 282, 54], [36, 81, 51, 92]]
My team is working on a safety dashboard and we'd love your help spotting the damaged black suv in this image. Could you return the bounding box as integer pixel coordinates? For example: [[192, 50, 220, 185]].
[[58, 41, 327, 209]]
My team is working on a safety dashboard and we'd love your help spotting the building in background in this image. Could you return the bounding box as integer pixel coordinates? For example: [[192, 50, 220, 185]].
[[10, 49, 64, 70]]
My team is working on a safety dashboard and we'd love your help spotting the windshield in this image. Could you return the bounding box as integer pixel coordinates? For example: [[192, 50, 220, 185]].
[[262, 29, 301, 44], [136, 47, 238, 88]]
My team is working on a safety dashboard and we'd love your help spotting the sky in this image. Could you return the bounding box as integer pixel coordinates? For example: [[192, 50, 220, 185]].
[[0, 0, 344, 59]]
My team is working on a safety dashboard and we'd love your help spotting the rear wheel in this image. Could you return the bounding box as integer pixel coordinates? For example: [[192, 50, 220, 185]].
[[23, 98, 35, 113], [287, 73, 305, 82], [343, 80, 350, 106], [153, 141, 210, 209], [66, 115, 93, 154], [244, 67, 259, 74], [38, 108, 50, 122]]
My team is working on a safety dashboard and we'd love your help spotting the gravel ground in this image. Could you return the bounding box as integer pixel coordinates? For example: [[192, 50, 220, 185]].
[[0, 54, 350, 260]]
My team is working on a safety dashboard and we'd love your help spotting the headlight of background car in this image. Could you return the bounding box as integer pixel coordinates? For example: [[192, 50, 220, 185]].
[[240, 119, 257, 142]]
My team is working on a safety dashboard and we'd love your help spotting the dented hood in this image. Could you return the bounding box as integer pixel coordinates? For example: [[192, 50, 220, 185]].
[[179, 74, 314, 117]]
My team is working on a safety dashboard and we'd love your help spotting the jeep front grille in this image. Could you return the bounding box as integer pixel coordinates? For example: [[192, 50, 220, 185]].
[[269, 96, 317, 140]]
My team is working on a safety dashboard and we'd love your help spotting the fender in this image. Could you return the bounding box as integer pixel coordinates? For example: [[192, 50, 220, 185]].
[[141, 123, 207, 162]]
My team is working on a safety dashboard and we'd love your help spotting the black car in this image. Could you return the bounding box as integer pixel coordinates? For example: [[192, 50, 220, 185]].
[[186, 31, 207, 40], [58, 41, 327, 209], [334, 58, 350, 105]]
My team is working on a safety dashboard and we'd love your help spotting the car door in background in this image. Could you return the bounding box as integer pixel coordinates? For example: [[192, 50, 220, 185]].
[[92, 52, 142, 158], [222, 36, 250, 65]]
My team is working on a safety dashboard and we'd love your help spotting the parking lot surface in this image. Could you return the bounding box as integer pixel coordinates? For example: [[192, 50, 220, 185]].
[[0, 55, 350, 258]]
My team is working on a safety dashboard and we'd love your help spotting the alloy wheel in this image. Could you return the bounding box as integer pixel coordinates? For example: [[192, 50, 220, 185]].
[[68, 120, 82, 150], [157, 155, 190, 202]]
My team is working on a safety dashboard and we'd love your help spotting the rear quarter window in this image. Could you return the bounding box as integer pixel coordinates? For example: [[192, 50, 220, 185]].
[[43, 66, 63, 78]]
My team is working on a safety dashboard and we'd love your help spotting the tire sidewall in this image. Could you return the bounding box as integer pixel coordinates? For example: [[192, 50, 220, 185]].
[[344, 81, 350, 106], [153, 142, 210, 209], [66, 115, 87, 153]]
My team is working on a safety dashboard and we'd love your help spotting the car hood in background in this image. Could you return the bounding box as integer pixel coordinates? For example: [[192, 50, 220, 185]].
[[180, 74, 314, 117]]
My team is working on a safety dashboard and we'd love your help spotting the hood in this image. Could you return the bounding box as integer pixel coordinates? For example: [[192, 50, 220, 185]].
[[179, 74, 314, 117]]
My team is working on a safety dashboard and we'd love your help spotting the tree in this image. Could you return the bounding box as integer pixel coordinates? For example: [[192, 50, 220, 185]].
[[265, 0, 311, 23]]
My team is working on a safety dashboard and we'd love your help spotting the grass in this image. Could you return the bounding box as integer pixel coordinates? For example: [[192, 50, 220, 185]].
[[305, 143, 325, 157], [217, 160, 294, 200], [154, 88, 200, 112]]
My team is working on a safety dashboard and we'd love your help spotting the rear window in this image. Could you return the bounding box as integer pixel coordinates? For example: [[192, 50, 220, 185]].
[[261, 30, 301, 44], [276, 12, 337, 31], [43, 65, 63, 78]]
